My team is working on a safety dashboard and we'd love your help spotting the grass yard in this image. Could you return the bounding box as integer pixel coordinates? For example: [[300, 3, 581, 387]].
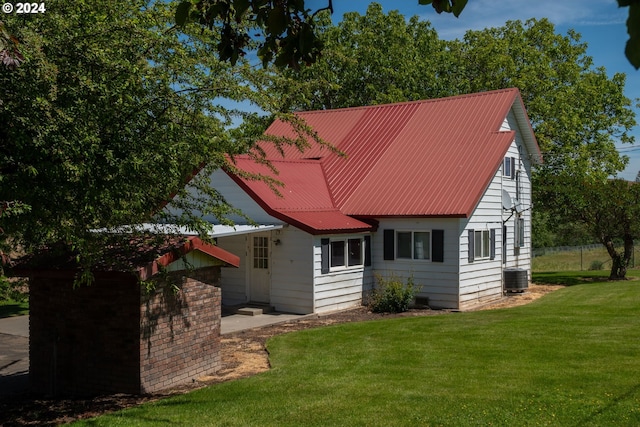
[[0, 299, 28, 318], [533, 269, 640, 286], [72, 279, 640, 427]]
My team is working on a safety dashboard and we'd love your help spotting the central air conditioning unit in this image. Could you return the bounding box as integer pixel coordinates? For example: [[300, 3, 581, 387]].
[[504, 268, 528, 293]]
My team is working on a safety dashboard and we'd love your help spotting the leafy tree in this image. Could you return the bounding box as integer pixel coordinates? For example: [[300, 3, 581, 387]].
[[442, 19, 637, 265], [174, 0, 331, 68], [280, 4, 449, 110], [532, 212, 595, 249], [443, 19, 635, 181], [274, 7, 637, 268], [547, 178, 640, 279], [421, 0, 640, 70], [5, 1, 640, 70], [0, 0, 310, 270], [280, 10, 635, 181]]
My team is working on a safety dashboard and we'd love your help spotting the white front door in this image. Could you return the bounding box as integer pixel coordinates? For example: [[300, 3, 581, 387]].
[[249, 233, 270, 303]]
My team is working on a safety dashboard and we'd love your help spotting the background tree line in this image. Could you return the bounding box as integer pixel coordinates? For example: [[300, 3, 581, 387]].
[[1, 1, 638, 280]]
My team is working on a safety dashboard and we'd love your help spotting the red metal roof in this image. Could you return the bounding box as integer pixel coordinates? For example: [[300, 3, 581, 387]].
[[227, 158, 373, 234], [229, 88, 541, 233]]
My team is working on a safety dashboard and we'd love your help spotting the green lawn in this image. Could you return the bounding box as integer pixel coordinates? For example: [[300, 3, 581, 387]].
[[72, 278, 640, 426], [0, 299, 28, 318]]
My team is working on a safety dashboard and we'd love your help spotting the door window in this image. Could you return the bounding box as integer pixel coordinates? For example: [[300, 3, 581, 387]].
[[253, 236, 269, 269]]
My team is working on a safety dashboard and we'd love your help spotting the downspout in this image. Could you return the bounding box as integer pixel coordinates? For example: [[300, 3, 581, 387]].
[[501, 177, 506, 296]]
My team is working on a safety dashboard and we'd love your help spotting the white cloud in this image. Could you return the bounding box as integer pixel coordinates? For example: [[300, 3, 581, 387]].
[[424, 0, 627, 39]]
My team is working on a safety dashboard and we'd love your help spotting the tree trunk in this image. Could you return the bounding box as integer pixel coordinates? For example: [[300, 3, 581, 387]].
[[609, 256, 626, 280], [604, 235, 632, 280]]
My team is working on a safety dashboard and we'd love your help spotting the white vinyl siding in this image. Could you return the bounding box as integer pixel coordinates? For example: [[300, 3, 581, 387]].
[[166, 169, 284, 225], [502, 111, 533, 274], [313, 234, 369, 314], [459, 170, 504, 309], [269, 227, 314, 314], [215, 234, 249, 305], [375, 219, 459, 309]]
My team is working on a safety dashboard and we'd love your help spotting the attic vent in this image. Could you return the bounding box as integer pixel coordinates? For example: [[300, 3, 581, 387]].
[[504, 268, 528, 293]]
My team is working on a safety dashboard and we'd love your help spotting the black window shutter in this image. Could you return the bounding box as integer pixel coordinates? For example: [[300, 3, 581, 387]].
[[468, 229, 474, 263], [364, 235, 371, 266], [432, 230, 444, 262], [511, 156, 516, 179], [383, 229, 395, 260], [321, 238, 329, 274], [490, 228, 496, 260]]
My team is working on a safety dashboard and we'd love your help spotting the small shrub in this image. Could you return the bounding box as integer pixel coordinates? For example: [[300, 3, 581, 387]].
[[589, 260, 604, 271], [369, 274, 421, 313], [0, 275, 28, 303]]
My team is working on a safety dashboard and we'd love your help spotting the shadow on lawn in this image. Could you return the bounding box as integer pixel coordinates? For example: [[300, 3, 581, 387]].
[[0, 303, 28, 319], [532, 271, 637, 287]]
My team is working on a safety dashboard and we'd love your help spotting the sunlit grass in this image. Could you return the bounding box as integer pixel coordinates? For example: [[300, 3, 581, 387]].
[[73, 280, 640, 426]]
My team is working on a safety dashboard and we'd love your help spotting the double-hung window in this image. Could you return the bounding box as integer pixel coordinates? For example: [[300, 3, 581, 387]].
[[396, 231, 431, 260], [467, 228, 496, 263], [474, 230, 491, 260], [383, 229, 444, 262], [504, 156, 516, 179], [321, 236, 370, 274], [330, 238, 363, 270], [515, 218, 525, 248]]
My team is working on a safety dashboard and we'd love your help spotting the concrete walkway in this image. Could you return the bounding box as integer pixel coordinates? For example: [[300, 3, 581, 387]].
[[0, 315, 29, 399], [0, 311, 306, 399], [221, 311, 307, 334]]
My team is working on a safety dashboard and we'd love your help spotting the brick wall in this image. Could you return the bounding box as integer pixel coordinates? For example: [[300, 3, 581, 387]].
[[140, 267, 221, 393], [29, 266, 222, 396], [29, 272, 141, 396]]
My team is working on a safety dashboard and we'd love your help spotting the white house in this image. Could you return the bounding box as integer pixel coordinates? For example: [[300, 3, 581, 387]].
[[180, 88, 542, 313]]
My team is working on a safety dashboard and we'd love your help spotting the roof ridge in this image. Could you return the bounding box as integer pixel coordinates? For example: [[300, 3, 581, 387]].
[[296, 88, 520, 116]]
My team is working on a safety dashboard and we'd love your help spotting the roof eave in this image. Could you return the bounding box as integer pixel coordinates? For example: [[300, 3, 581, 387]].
[[137, 236, 241, 281], [511, 92, 543, 165]]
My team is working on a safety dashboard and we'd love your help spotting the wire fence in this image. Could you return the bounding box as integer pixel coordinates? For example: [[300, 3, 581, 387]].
[[532, 244, 640, 271], [532, 244, 602, 257]]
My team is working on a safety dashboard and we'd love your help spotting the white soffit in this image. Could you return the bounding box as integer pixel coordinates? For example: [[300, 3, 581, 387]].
[[208, 224, 284, 237], [134, 223, 284, 237], [96, 223, 284, 237]]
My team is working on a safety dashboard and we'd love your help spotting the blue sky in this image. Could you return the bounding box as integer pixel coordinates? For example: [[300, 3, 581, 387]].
[[308, 0, 640, 180]]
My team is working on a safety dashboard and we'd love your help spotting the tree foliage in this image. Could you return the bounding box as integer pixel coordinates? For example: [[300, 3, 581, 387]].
[[544, 178, 640, 279], [174, 0, 330, 68], [279, 7, 635, 182], [281, 4, 449, 110], [0, 0, 311, 269], [422, 0, 640, 70], [4, 1, 640, 70], [443, 20, 635, 181], [274, 6, 637, 269]]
